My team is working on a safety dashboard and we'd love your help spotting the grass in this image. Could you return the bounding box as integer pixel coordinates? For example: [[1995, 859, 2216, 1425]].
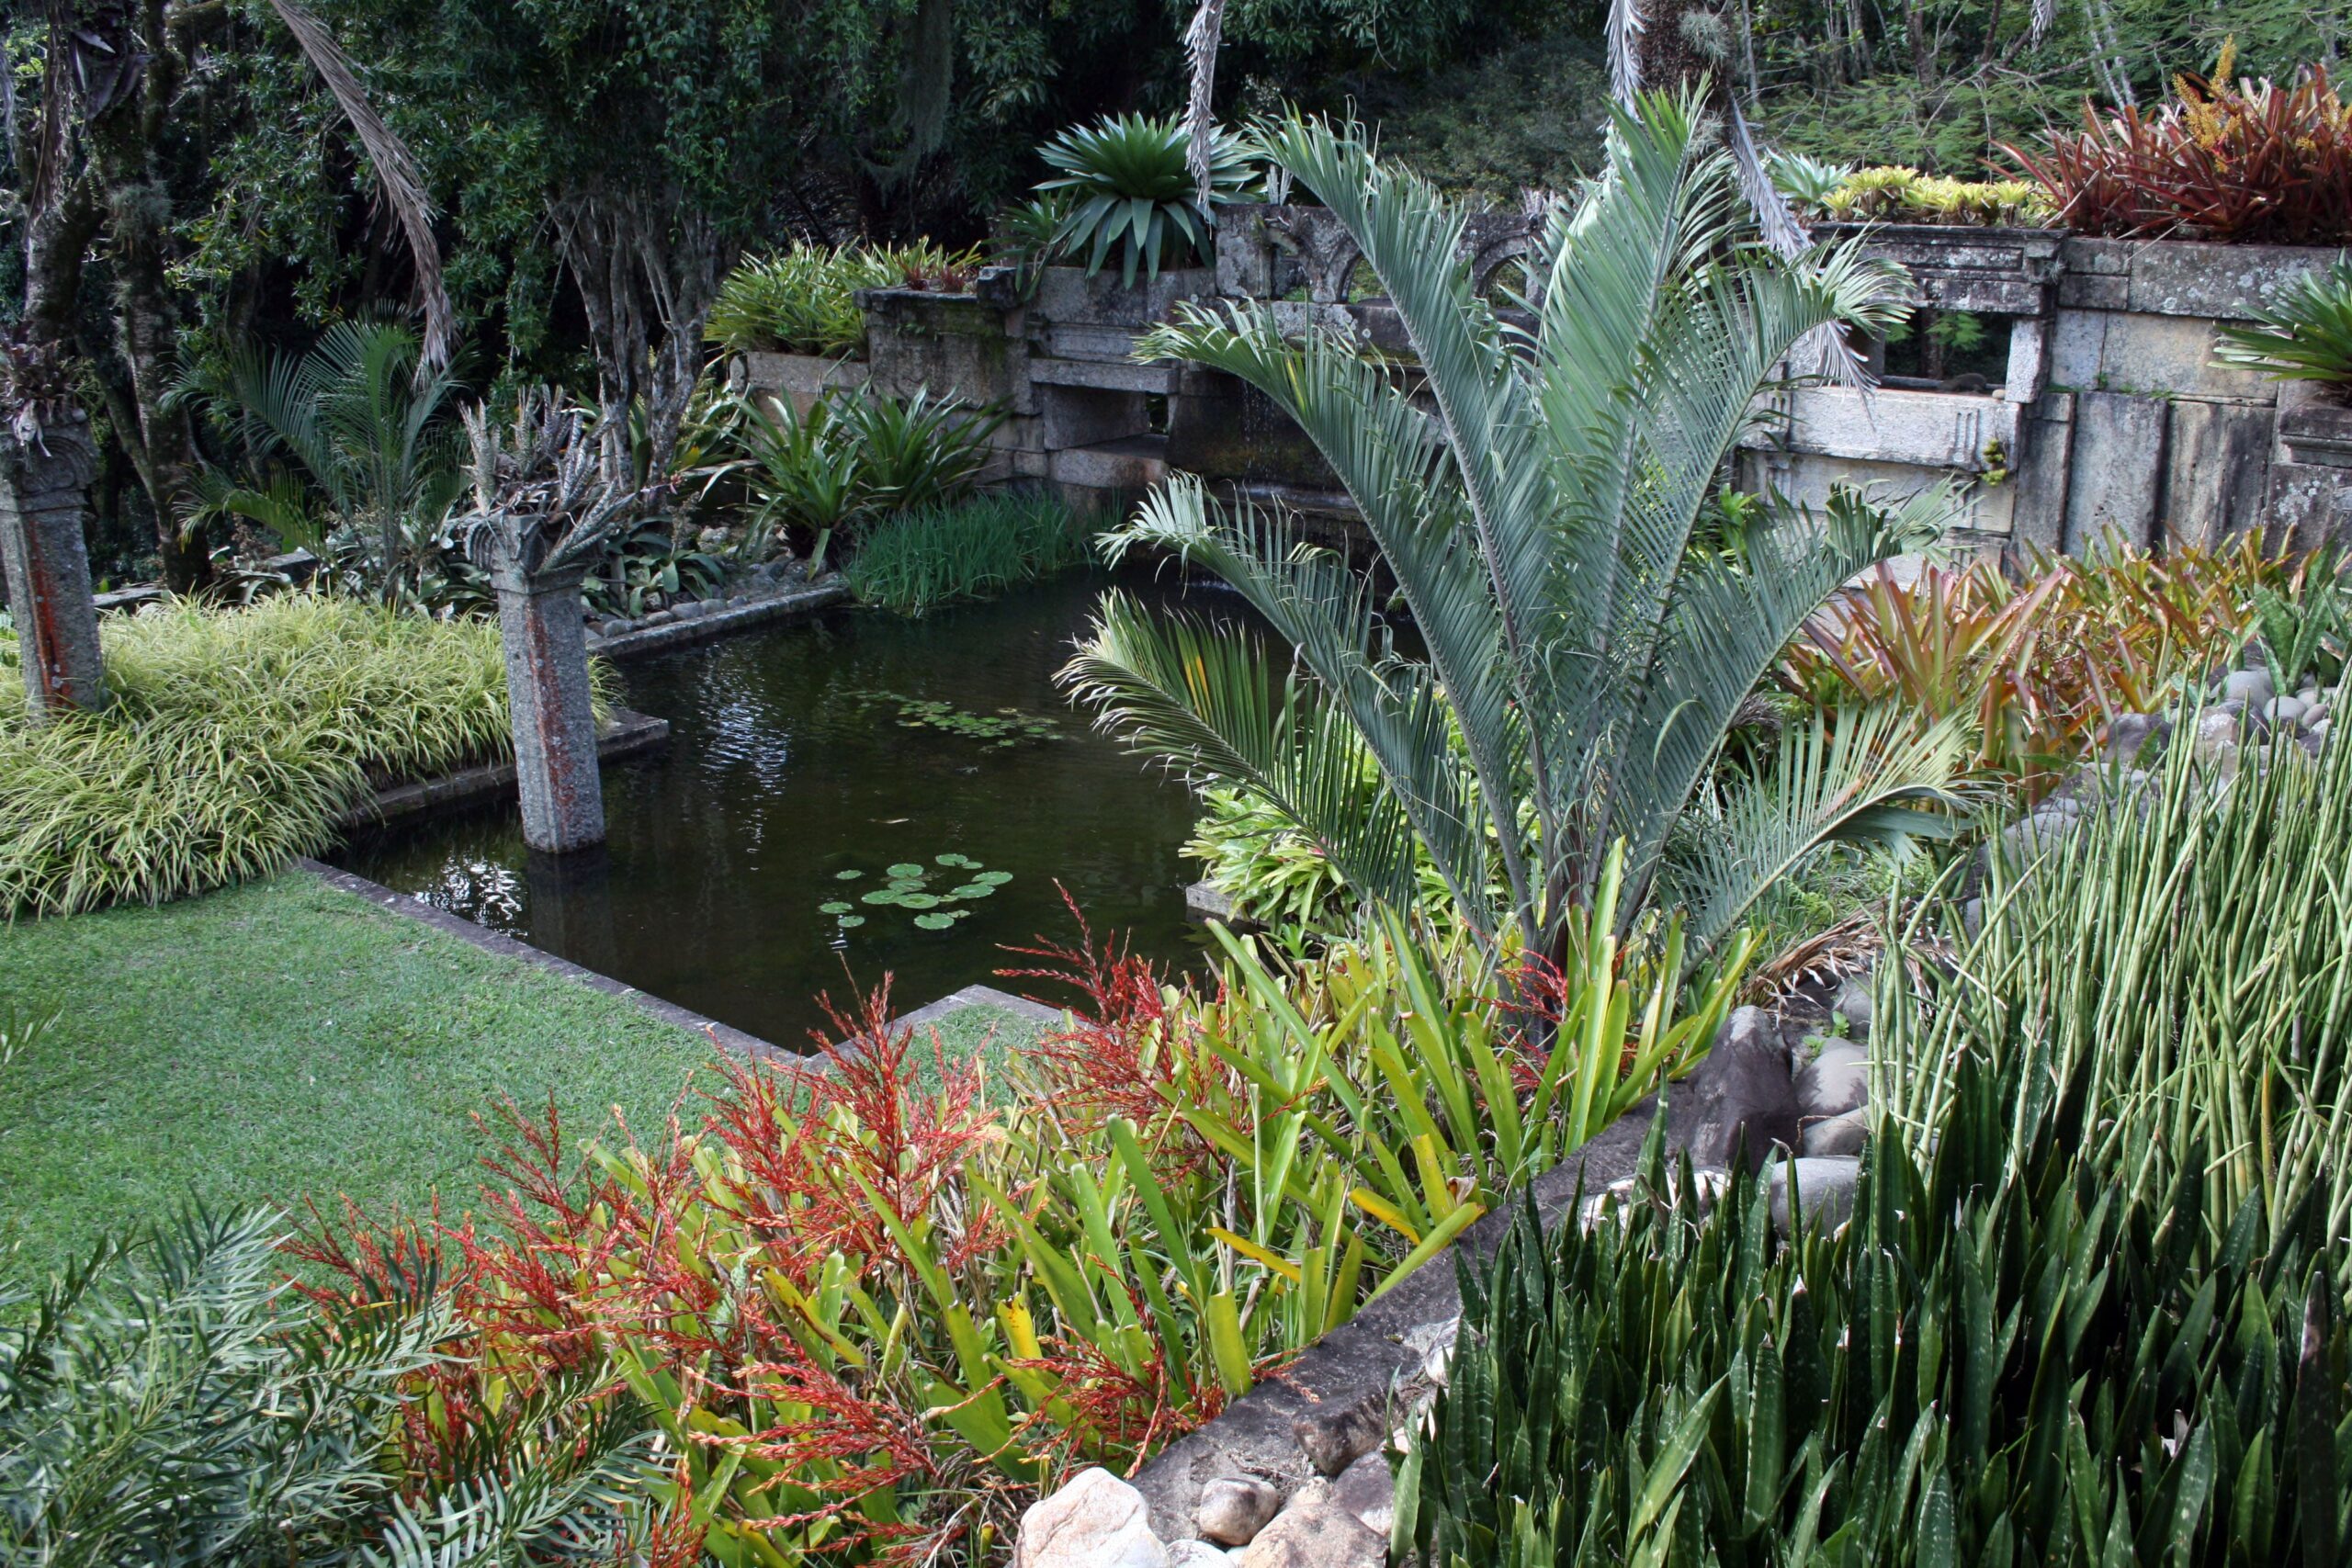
[[0, 872, 1057, 1283], [0, 595, 586, 917], [843, 491, 1091, 615], [0, 872, 730, 1281]]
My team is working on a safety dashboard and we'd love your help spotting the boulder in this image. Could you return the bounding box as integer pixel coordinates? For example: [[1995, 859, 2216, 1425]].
[[1801, 1106, 1871, 1157], [1679, 1006, 1800, 1173], [2266, 695, 2311, 729], [2102, 710, 2165, 764], [1197, 1477, 1282, 1547], [1166, 1543, 1231, 1568], [1014, 1467, 1170, 1568], [1331, 1450, 1396, 1539], [1294, 1392, 1385, 1477], [2192, 708, 2242, 774], [1767, 1156, 1861, 1235], [1831, 976, 1873, 1035], [1237, 1484, 1385, 1568], [1794, 1043, 1869, 1122]]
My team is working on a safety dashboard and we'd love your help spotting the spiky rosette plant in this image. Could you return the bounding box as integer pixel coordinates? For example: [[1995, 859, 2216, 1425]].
[[1035, 113, 1257, 285]]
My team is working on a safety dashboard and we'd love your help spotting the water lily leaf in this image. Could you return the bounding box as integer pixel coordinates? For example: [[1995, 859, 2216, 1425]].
[[819, 901, 854, 915], [975, 870, 1012, 886], [899, 893, 941, 909], [835, 914, 866, 928], [835, 869, 864, 881], [888, 863, 924, 878], [862, 890, 903, 906], [949, 883, 994, 898], [937, 853, 971, 867], [913, 912, 956, 930]]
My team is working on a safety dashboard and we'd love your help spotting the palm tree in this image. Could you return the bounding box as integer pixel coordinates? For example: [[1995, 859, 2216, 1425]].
[[181, 319, 466, 592], [1061, 92, 1973, 963]]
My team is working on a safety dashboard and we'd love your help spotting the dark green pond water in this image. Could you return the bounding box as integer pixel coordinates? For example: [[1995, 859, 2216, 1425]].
[[335, 570, 1217, 1048]]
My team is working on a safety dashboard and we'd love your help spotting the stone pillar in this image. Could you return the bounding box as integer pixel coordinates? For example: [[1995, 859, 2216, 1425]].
[[490, 561, 605, 853], [0, 419, 106, 720]]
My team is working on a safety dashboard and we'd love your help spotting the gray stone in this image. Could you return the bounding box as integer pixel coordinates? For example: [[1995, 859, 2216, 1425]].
[[1998, 809, 2076, 862], [2313, 718, 2333, 746], [1166, 1543, 1232, 1568], [1237, 1485, 1384, 1568], [2102, 711, 2165, 763], [2193, 708, 2243, 774], [2222, 669, 2276, 708], [1679, 1006, 1801, 1173], [1014, 1467, 1170, 1568], [2063, 392, 2165, 555], [1767, 1156, 1862, 1235], [1794, 1043, 1869, 1121], [1802, 1106, 1871, 1157], [641, 608, 676, 626], [1832, 977, 1873, 1034], [1196, 1477, 1282, 1547], [1295, 1393, 1385, 1477], [1331, 1450, 1395, 1538], [2265, 695, 2311, 728]]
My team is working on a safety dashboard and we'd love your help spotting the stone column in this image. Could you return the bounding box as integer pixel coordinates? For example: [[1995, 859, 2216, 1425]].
[[489, 560, 604, 853], [0, 418, 106, 720]]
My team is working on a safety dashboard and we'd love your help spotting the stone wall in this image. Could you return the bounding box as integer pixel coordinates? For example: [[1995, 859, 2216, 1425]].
[[809, 218, 2352, 557]]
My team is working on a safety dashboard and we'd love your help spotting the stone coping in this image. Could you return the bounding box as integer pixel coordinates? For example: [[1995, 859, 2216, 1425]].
[[1125, 1101, 1672, 1544], [299, 857, 791, 1060], [890, 982, 1065, 1036], [583, 581, 848, 661], [334, 708, 670, 832]]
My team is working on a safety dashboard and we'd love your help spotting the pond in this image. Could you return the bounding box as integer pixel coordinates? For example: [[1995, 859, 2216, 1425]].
[[335, 568, 1219, 1048]]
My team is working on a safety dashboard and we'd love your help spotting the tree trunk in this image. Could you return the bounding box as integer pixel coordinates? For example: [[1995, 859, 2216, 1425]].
[[0, 420, 108, 718]]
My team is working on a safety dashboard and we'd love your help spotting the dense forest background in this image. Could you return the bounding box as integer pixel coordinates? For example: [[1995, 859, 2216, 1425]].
[[3, 0, 2344, 578]]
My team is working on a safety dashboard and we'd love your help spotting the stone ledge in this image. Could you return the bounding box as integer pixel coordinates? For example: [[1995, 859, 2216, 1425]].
[[336, 708, 669, 833], [297, 857, 790, 1060], [583, 580, 848, 661], [891, 983, 1067, 1037]]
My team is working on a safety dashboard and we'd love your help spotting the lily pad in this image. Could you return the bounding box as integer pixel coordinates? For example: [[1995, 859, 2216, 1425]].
[[819, 901, 854, 915], [936, 852, 973, 867], [974, 870, 1013, 886], [899, 893, 941, 909], [912, 912, 956, 931], [834, 869, 864, 881], [948, 883, 995, 898], [835, 914, 866, 928], [861, 889, 903, 906], [887, 863, 924, 878]]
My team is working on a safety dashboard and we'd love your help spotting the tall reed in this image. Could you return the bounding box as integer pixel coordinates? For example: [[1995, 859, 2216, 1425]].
[[843, 491, 1090, 615]]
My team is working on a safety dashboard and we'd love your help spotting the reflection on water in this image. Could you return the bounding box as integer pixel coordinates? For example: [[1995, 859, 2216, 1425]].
[[335, 569, 1223, 1049]]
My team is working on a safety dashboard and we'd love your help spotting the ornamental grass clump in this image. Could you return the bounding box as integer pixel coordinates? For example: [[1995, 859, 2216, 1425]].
[[844, 492, 1091, 615], [0, 593, 562, 915]]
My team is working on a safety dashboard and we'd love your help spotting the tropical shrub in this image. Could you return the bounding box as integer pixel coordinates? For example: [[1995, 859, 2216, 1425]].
[[1781, 539, 2293, 791], [1065, 94, 1973, 966], [843, 492, 1089, 615], [176, 320, 469, 601], [0, 595, 581, 915], [733, 389, 1003, 569], [1035, 114, 1257, 286], [0, 1207, 659, 1564], [2216, 255, 2352, 386], [1401, 1041, 2351, 1564], [1810, 164, 2055, 226], [301, 906, 1745, 1562], [707, 243, 985, 357], [2007, 64, 2352, 243]]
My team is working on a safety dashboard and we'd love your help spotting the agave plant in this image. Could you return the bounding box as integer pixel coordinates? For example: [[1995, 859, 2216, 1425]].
[[2215, 255, 2352, 387], [1035, 113, 1257, 286], [178, 319, 467, 582], [1063, 94, 1973, 963]]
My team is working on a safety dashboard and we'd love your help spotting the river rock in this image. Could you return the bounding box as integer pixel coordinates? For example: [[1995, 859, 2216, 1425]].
[[1238, 1483, 1385, 1568], [1680, 1005, 1800, 1173], [2266, 695, 2311, 728], [1014, 1467, 1170, 1568], [1802, 1105, 1871, 1156], [1165, 1544, 1231, 1568], [2192, 707, 2242, 773], [1767, 1156, 1862, 1235], [1197, 1477, 1282, 1547], [2102, 711, 2165, 763], [1831, 976, 1873, 1034], [2222, 668, 2275, 708], [1331, 1450, 1396, 1538]]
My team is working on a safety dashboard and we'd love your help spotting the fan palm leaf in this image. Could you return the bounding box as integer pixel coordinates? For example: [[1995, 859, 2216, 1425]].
[[1070, 91, 1967, 961]]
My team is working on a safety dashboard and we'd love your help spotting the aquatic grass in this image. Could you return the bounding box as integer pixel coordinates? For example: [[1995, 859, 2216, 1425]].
[[843, 491, 1090, 615], [0, 594, 602, 916]]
